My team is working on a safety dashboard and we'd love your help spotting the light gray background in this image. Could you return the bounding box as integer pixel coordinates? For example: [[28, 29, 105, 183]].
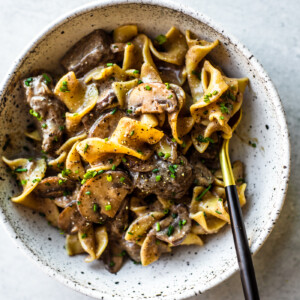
[[0, 0, 299, 299]]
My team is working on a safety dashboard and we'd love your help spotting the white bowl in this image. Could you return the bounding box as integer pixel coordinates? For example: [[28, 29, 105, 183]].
[[0, 1, 290, 299]]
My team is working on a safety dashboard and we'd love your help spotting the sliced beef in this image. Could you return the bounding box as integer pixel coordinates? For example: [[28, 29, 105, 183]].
[[131, 155, 194, 199], [107, 198, 129, 238], [120, 239, 141, 263], [23, 75, 66, 154], [189, 151, 214, 186], [102, 240, 124, 273], [61, 29, 114, 77]]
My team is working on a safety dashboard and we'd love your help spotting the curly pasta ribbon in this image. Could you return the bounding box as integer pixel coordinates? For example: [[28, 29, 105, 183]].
[[149, 27, 188, 65], [78, 226, 108, 263], [113, 25, 138, 43], [76, 117, 164, 164]]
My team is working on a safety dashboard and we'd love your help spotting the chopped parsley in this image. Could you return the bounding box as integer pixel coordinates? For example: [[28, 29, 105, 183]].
[[29, 109, 42, 121], [196, 184, 212, 201], [156, 222, 161, 232], [144, 85, 152, 91], [164, 153, 171, 159], [196, 135, 214, 143], [93, 203, 98, 212], [106, 63, 114, 67], [155, 175, 162, 182], [105, 204, 112, 211], [42, 73, 51, 85], [24, 77, 33, 86], [60, 80, 69, 92], [167, 225, 174, 237], [133, 70, 139, 74], [15, 168, 27, 173], [155, 34, 167, 45], [84, 143, 89, 153], [111, 108, 117, 115], [106, 174, 112, 182]]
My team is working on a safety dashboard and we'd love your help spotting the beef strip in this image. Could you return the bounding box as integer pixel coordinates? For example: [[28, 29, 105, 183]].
[[131, 155, 194, 199], [23, 75, 66, 154], [61, 29, 114, 77]]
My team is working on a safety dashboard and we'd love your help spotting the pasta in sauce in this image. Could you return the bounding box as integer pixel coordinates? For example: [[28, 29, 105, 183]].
[[2, 25, 248, 272]]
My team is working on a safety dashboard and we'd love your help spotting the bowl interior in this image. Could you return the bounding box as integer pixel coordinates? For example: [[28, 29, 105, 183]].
[[0, 2, 290, 300]]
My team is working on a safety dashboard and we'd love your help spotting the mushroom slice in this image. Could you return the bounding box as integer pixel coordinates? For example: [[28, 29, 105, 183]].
[[88, 109, 125, 138], [128, 83, 178, 115], [125, 212, 165, 242], [140, 233, 171, 266], [34, 176, 76, 198], [155, 204, 191, 246], [66, 234, 85, 256], [78, 171, 133, 222], [58, 204, 89, 234]]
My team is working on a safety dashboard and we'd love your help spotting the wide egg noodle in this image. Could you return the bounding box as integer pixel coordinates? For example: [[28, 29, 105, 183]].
[[76, 117, 164, 164], [65, 141, 85, 180], [122, 34, 156, 71], [125, 212, 165, 244], [54, 71, 98, 132], [185, 31, 219, 101], [112, 79, 139, 108], [2, 157, 46, 202], [168, 83, 194, 144], [78, 226, 108, 263], [113, 25, 138, 43], [149, 27, 188, 65], [2, 157, 59, 226], [190, 60, 229, 121]]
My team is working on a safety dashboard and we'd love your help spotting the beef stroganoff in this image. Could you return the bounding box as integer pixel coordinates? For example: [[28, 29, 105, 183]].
[[2, 25, 248, 272]]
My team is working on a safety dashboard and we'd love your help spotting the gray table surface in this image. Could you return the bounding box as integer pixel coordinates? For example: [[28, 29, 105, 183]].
[[0, 0, 299, 299]]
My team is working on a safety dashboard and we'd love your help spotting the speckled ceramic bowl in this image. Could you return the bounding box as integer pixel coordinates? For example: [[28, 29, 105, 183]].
[[0, 1, 290, 299]]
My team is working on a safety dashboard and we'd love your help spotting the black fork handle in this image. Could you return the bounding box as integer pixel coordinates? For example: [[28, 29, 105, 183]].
[[225, 185, 260, 300]]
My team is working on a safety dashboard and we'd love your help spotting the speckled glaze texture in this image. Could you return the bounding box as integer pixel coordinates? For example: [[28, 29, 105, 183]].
[[0, 1, 290, 299]]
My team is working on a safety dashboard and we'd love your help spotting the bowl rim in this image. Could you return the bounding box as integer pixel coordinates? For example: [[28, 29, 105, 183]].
[[0, 0, 291, 299]]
